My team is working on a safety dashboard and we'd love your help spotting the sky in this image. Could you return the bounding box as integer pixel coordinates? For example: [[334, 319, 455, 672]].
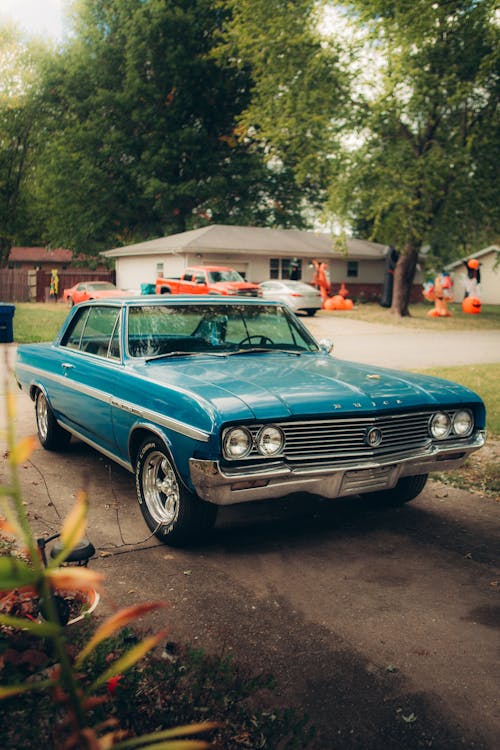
[[0, 0, 65, 41]]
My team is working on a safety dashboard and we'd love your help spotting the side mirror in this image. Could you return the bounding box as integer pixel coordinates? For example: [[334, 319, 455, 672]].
[[319, 338, 334, 354]]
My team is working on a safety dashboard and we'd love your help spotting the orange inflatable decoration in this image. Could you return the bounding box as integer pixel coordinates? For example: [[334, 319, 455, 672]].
[[425, 272, 453, 317], [462, 296, 481, 314], [312, 259, 331, 306], [324, 294, 354, 311]]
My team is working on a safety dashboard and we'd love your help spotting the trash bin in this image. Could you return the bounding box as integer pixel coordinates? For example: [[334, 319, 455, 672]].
[[140, 283, 156, 295], [0, 303, 15, 343]]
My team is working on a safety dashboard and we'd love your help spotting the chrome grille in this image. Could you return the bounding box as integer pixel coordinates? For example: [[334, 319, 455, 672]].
[[246, 412, 433, 463]]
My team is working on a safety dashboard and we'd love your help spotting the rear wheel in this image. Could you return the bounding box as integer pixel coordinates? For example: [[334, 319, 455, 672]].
[[35, 390, 71, 451], [135, 438, 217, 546], [364, 474, 428, 506]]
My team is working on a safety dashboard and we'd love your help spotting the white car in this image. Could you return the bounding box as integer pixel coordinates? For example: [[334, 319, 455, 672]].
[[259, 280, 322, 316]]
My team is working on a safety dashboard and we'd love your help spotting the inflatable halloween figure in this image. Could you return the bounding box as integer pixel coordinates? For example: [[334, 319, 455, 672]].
[[380, 245, 399, 308], [462, 296, 482, 314], [426, 271, 454, 317], [464, 258, 481, 299], [312, 259, 331, 307]]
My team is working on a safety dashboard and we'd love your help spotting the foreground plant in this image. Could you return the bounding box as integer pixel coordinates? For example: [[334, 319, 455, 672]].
[[0, 365, 215, 749]]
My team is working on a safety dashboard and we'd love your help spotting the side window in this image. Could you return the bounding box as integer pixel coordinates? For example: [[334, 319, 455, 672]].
[[195, 273, 205, 284], [183, 272, 193, 282], [61, 306, 121, 358], [63, 308, 90, 350]]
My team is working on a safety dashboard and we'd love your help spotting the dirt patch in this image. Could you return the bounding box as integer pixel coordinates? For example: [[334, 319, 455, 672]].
[[433, 437, 500, 499]]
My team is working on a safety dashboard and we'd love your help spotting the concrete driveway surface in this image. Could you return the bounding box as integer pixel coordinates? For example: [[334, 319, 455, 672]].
[[304, 312, 500, 369], [1, 318, 499, 749]]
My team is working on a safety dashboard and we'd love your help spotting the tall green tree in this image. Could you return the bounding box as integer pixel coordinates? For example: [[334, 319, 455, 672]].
[[222, 0, 500, 315], [35, 0, 309, 256], [0, 28, 47, 266], [331, 0, 500, 315]]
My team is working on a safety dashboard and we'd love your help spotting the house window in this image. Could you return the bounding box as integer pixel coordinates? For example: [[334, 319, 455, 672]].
[[156, 262, 164, 277], [347, 261, 358, 278], [269, 258, 302, 280]]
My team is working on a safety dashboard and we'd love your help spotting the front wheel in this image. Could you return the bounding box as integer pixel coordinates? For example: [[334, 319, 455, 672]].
[[135, 438, 217, 546], [35, 390, 71, 451], [363, 474, 428, 506]]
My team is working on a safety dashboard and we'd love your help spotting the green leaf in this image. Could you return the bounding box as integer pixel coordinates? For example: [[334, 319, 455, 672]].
[[0, 678, 56, 701], [89, 630, 167, 692], [0, 613, 61, 636], [0, 556, 38, 590], [114, 723, 217, 748]]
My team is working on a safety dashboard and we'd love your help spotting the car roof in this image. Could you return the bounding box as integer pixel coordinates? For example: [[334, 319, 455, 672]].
[[81, 296, 279, 308]]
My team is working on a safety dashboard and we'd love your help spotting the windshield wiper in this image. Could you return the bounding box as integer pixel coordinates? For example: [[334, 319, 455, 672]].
[[145, 350, 228, 362], [227, 348, 302, 356]]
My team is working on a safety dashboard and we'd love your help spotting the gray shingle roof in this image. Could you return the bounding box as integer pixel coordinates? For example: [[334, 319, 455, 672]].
[[101, 224, 387, 260]]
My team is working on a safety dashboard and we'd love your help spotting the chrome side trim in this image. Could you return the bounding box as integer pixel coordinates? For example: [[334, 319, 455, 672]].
[[59, 424, 133, 473], [17, 362, 210, 443]]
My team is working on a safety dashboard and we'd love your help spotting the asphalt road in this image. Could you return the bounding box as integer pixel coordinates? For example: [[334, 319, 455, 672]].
[[1, 325, 499, 749]]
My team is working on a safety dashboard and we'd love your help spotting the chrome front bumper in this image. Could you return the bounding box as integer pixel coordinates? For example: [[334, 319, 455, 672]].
[[189, 432, 486, 506]]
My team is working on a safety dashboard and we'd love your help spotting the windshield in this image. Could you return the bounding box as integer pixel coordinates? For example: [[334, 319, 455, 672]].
[[127, 303, 318, 358], [88, 282, 116, 291], [207, 270, 244, 283]]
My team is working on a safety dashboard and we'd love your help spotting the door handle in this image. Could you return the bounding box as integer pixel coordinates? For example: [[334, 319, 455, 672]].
[[61, 363, 74, 373]]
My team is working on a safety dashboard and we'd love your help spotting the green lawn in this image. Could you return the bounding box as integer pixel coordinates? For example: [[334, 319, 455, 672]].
[[329, 301, 500, 330], [11, 302, 69, 343], [414, 364, 499, 436]]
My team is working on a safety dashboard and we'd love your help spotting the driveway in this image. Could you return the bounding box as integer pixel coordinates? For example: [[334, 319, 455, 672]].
[[1, 324, 499, 749], [304, 312, 500, 368]]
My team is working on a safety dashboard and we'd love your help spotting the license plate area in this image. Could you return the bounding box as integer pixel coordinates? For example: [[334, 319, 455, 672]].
[[341, 464, 398, 495]]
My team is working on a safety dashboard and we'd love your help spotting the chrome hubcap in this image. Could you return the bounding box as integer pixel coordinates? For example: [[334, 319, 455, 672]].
[[141, 451, 180, 526], [36, 394, 48, 441]]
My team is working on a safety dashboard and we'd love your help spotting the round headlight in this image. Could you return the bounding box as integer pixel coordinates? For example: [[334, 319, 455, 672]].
[[430, 412, 451, 439], [223, 427, 252, 459], [256, 425, 284, 456], [452, 409, 473, 437]]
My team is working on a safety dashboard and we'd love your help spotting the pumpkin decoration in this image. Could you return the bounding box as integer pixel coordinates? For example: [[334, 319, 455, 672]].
[[462, 296, 481, 314], [324, 294, 347, 310]]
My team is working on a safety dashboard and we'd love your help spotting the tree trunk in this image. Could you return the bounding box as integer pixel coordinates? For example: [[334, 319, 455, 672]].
[[391, 242, 419, 317]]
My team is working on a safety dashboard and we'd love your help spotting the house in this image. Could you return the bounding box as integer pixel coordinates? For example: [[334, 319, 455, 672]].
[[445, 245, 500, 304], [8, 246, 74, 270], [101, 224, 424, 301], [2, 247, 114, 302]]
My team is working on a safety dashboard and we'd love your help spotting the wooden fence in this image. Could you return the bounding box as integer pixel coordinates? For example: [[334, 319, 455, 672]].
[[0, 269, 33, 302], [0, 269, 115, 302]]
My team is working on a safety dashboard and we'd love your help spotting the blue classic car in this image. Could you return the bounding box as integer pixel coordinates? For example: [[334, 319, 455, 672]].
[[15, 298, 486, 545]]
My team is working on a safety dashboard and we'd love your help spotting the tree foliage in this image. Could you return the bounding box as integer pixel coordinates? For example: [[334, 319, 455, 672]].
[[33, 0, 309, 256], [0, 28, 48, 266], [221, 0, 500, 315]]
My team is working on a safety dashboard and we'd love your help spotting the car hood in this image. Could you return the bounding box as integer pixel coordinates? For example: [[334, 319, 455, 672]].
[[143, 352, 481, 424], [92, 290, 127, 298], [212, 281, 259, 291]]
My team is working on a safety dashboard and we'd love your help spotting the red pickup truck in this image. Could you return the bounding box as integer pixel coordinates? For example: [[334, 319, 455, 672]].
[[155, 265, 260, 297]]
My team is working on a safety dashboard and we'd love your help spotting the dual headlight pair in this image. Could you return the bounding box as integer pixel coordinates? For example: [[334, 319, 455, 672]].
[[429, 409, 473, 440], [223, 425, 284, 459]]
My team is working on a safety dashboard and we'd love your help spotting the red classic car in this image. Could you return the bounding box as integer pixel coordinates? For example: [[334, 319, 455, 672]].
[[63, 281, 128, 306]]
